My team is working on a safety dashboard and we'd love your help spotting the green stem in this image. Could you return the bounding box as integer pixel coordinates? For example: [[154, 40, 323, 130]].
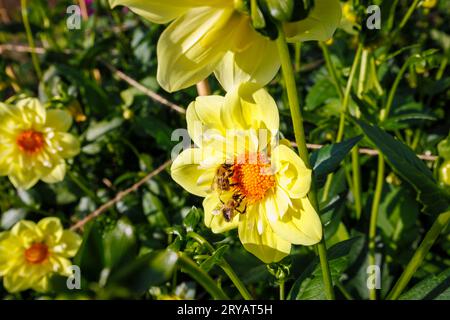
[[368, 57, 414, 298], [336, 280, 354, 300], [187, 232, 253, 300], [276, 25, 335, 300], [294, 43, 302, 73], [21, 0, 42, 79], [317, 240, 336, 299], [336, 44, 363, 143], [279, 280, 285, 300], [68, 171, 101, 204], [322, 44, 363, 204], [398, 0, 421, 31], [357, 49, 370, 99], [319, 42, 343, 99], [368, 155, 385, 300], [351, 147, 362, 219], [435, 56, 448, 81], [178, 253, 229, 300], [387, 211, 450, 300]]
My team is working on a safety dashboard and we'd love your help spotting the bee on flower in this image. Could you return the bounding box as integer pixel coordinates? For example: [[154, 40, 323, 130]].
[[108, 0, 342, 92], [0, 97, 80, 190], [0, 217, 82, 293], [170, 83, 322, 263]]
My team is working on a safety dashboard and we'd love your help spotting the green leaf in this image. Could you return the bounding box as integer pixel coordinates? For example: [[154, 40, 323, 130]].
[[288, 237, 363, 300], [356, 119, 450, 215], [399, 268, 450, 300], [305, 78, 338, 111], [183, 207, 202, 232], [73, 222, 105, 282], [310, 135, 363, 186], [85, 118, 124, 141], [200, 245, 229, 272], [103, 218, 137, 270], [108, 250, 178, 294]]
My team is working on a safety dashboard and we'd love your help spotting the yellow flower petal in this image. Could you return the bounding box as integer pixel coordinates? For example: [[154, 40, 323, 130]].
[[272, 145, 311, 199], [8, 168, 41, 190], [41, 162, 66, 184], [266, 197, 322, 245], [56, 231, 82, 257], [215, 35, 280, 92], [171, 148, 222, 197], [284, 0, 342, 42], [238, 204, 291, 263], [186, 96, 226, 147], [37, 217, 64, 245], [157, 7, 245, 92], [45, 109, 73, 132], [15, 98, 46, 127], [109, 0, 228, 24], [54, 132, 80, 158], [222, 83, 280, 135], [11, 220, 41, 246], [203, 193, 239, 233]]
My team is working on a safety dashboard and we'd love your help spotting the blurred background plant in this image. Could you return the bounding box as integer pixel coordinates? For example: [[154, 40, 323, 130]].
[[0, 0, 449, 300]]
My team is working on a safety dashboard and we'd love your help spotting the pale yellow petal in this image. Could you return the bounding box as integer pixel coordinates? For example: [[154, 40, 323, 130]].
[[15, 97, 46, 127], [284, 0, 342, 42], [109, 0, 229, 24], [45, 109, 73, 132], [10, 220, 41, 247], [238, 204, 291, 263], [221, 83, 280, 135], [157, 7, 245, 92], [37, 217, 64, 245], [186, 96, 226, 147], [8, 170, 40, 190], [54, 132, 80, 158], [55, 230, 82, 258], [171, 148, 220, 197], [215, 35, 280, 92], [272, 145, 311, 199], [203, 193, 239, 233], [41, 162, 67, 184], [266, 197, 322, 245]]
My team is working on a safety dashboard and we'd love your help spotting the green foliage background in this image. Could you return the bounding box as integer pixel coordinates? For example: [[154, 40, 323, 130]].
[[0, 0, 449, 300]]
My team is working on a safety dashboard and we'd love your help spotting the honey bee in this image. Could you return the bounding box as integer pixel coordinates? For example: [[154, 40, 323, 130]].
[[212, 164, 235, 192], [213, 193, 246, 222]]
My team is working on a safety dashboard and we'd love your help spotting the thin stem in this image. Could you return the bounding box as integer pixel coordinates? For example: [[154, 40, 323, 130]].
[[368, 57, 414, 298], [21, 0, 42, 79], [368, 155, 385, 300], [351, 147, 362, 219], [317, 241, 336, 299], [279, 280, 285, 300], [322, 44, 363, 204], [187, 232, 253, 300], [387, 211, 450, 300], [336, 281, 354, 300], [398, 0, 421, 31], [276, 25, 335, 300], [294, 43, 302, 72], [320, 42, 343, 99], [357, 49, 370, 99], [436, 56, 448, 81], [68, 171, 101, 204], [177, 253, 229, 300], [336, 43, 363, 142]]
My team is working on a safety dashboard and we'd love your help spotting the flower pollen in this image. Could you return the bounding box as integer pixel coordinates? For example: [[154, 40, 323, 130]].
[[233, 153, 275, 203], [16, 130, 45, 154], [24, 243, 49, 264]]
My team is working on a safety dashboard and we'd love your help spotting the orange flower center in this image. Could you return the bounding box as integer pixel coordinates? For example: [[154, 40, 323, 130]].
[[24, 243, 49, 264], [232, 153, 275, 203], [16, 130, 45, 154]]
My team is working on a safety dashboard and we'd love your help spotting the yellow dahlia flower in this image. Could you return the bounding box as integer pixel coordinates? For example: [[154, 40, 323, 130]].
[[0, 98, 80, 190], [0, 217, 82, 293], [171, 83, 322, 263], [109, 0, 342, 92]]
